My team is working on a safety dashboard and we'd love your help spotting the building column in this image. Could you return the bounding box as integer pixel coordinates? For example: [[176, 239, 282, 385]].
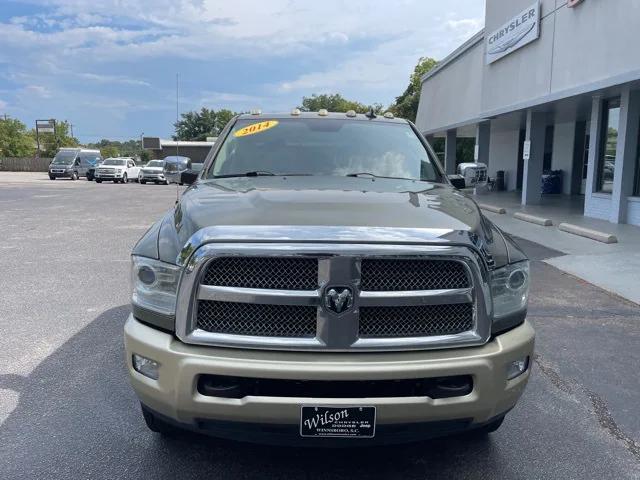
[[475, 121, 491, 167], [610, 86, 640, 223], [445, 129, 457, 175], [584, 96, 603, 209], [521, 110, 546, 205]]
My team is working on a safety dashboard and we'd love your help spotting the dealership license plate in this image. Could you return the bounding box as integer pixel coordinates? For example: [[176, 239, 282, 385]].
[[300, 406, 376, 438]]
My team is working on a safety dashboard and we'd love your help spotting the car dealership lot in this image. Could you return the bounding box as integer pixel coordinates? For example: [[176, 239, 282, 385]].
[[0, 174, 639, 479]]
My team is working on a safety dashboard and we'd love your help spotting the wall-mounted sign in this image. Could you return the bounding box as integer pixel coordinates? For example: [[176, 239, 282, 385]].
[[567, 0, 585, 7], [523, 140, 531, 161], [486, 2, 540, 65]]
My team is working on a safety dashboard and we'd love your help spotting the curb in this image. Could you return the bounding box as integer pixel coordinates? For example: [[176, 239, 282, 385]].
[[478, 203, 506, 214], [558, 223, 618, 244], [513, 212, 553, 226]]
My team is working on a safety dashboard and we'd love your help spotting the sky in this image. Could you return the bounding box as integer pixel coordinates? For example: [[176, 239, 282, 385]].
[[0, 0, 485, 143]]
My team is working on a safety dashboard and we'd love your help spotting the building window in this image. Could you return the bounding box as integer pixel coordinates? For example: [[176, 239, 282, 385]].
[[597, 98, 620, 193]]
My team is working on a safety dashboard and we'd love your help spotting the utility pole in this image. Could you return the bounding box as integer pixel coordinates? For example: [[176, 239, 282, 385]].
[[70, 123, 74, 138]]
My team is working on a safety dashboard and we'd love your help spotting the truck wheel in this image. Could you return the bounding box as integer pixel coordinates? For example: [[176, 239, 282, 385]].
[[140, 180, 146, 185], [122, 173, 128, 184], [141, 404, 174, 435], [95, 179, 102, 183], [49, 175, 56, 180], [71, 171, 78, 181]]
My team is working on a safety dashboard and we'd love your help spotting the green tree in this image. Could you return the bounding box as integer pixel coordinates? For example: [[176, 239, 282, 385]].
[[174, 107, 236, 141], [100, 145, 120, 158], [389, 57, 438, 122], [37, 120, 79, 157], [215, 109, 236, 134], [299, 93, 383, 114], [0, 118, 35, 157]]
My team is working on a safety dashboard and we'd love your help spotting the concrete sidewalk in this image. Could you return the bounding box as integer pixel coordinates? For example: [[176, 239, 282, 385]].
[[473, 191, 640, 305]]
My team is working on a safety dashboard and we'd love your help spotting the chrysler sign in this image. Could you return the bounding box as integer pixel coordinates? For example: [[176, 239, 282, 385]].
[[486, 2, 540, 64]]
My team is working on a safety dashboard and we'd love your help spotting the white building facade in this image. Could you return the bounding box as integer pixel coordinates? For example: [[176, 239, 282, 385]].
[[416, 0, 640, 226]]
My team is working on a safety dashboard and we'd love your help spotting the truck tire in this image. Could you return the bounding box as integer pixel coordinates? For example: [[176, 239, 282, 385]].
[[71, 171, 79, 181], [122, 173, 128, 184], [95, 179, 102, 183], [49, 175, 55, 180], [141, 404, 174, 435], [140, 180, 146, 185]]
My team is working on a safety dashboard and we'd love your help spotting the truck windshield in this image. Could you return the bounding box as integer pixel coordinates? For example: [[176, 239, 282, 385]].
[[207, 118, 442, 182], [51, 151, 77, 164], [103, 159, 126, 166]]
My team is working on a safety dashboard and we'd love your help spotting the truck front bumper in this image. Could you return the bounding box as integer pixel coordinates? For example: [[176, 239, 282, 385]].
[[124, 315, 534, 442]]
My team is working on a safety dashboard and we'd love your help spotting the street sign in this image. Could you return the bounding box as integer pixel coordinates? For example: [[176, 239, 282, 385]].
[[36, 119, 55, 134]]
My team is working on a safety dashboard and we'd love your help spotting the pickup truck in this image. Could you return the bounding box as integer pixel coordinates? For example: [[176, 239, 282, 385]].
[[125, 111, 533, 445], [95, 157, 141, 183]]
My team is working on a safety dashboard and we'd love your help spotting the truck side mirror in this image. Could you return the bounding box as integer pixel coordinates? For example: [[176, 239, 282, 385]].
[[447, 174, 466, 190], [181, 170, 199, 185]]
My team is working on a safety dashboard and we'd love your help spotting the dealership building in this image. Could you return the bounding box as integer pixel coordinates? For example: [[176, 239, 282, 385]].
[[416, 0, 640, 226]]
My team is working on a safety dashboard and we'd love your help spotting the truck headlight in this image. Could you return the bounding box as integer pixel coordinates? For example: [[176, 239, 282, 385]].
[[131, 256, 181, 315], [490, 261, 529, 319]]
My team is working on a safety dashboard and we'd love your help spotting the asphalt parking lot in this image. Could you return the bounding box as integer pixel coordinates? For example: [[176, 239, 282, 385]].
[[1, 173, 639, 479]]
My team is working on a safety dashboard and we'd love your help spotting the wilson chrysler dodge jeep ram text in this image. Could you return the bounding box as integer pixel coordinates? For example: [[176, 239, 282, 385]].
[[125, 111, 534, 445]]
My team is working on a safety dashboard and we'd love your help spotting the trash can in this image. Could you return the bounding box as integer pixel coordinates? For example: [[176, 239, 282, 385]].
[[496, 170, 505, 191], [541, 170, 563, 194]]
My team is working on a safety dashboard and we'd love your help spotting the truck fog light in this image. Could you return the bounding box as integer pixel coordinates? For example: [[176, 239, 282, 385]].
[[132, 354, 160, 380], [138, 265, 156, 285], [507, 356, 529, 380]]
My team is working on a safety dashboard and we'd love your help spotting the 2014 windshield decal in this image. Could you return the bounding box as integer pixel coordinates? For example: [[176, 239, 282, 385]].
[[234, 120, 279, 138]]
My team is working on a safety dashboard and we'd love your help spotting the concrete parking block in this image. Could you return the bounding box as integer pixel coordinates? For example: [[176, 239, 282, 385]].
[[478, 203, 506, 214], [558, 223, 618, 244], [513, 212, 553, 226]]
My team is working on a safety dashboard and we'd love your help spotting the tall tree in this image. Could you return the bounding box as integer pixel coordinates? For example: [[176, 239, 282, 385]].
[[299, 94, 383, 114], [0, 118, 35, 157], [389, 57, 437, 122], [174, 107, 236, 141]]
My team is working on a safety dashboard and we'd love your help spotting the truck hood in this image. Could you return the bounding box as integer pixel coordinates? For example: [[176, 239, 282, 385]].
[[134, 176, 520, 268]]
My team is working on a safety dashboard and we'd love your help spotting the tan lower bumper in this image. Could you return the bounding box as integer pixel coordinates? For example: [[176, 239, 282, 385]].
[[124, 315, 534, 426]]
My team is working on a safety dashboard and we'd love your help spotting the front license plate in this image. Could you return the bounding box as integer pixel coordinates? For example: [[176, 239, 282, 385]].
[[300, 406, 376, 438]]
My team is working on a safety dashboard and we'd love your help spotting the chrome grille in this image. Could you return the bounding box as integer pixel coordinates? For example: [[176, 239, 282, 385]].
[[197, 300, 316, 337], [360, 259, 469, 291], [176, 236, 491, 352], [202, 257, 318, 290], [359, 304, 473, 338]]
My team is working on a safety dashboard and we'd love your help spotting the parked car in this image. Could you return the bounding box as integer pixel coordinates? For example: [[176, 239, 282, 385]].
[[162, 156, 192, 184], [86, 157, 104, 181], [95, 157, 141, 183], [126, 112, 533, 444], [457, 162, 488, 188], [48, 148, 102, 180], [139, 159, 167, 185]]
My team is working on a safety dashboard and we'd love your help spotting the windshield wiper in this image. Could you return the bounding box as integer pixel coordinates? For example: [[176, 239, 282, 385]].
[[212, 171, 313, 179], [345, 172, 416, 181]]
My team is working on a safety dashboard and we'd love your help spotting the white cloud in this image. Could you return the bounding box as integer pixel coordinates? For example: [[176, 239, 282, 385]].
[[23, 85, 51, 98], [0, 99, 8, 111], [78, 73, 150, 86]]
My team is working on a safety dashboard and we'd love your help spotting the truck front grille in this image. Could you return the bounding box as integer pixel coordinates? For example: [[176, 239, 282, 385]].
[[360, 258, 470, 291], [197, 300, 317, 337], [202, 257, 318, 290], [359, 304, 473, 338], [177, 241, 489, 351]]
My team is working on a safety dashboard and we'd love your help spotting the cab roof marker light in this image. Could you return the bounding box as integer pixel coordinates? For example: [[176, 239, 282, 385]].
[[291, 108, 301, 116], [345, 110, 357, 118], [383, 111, 395, 119], [250, 109, 262, 115], [318, 109, 329, 116]]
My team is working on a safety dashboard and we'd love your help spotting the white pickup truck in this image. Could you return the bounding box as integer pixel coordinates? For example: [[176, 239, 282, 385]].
[[95, 157, 141, 183]]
